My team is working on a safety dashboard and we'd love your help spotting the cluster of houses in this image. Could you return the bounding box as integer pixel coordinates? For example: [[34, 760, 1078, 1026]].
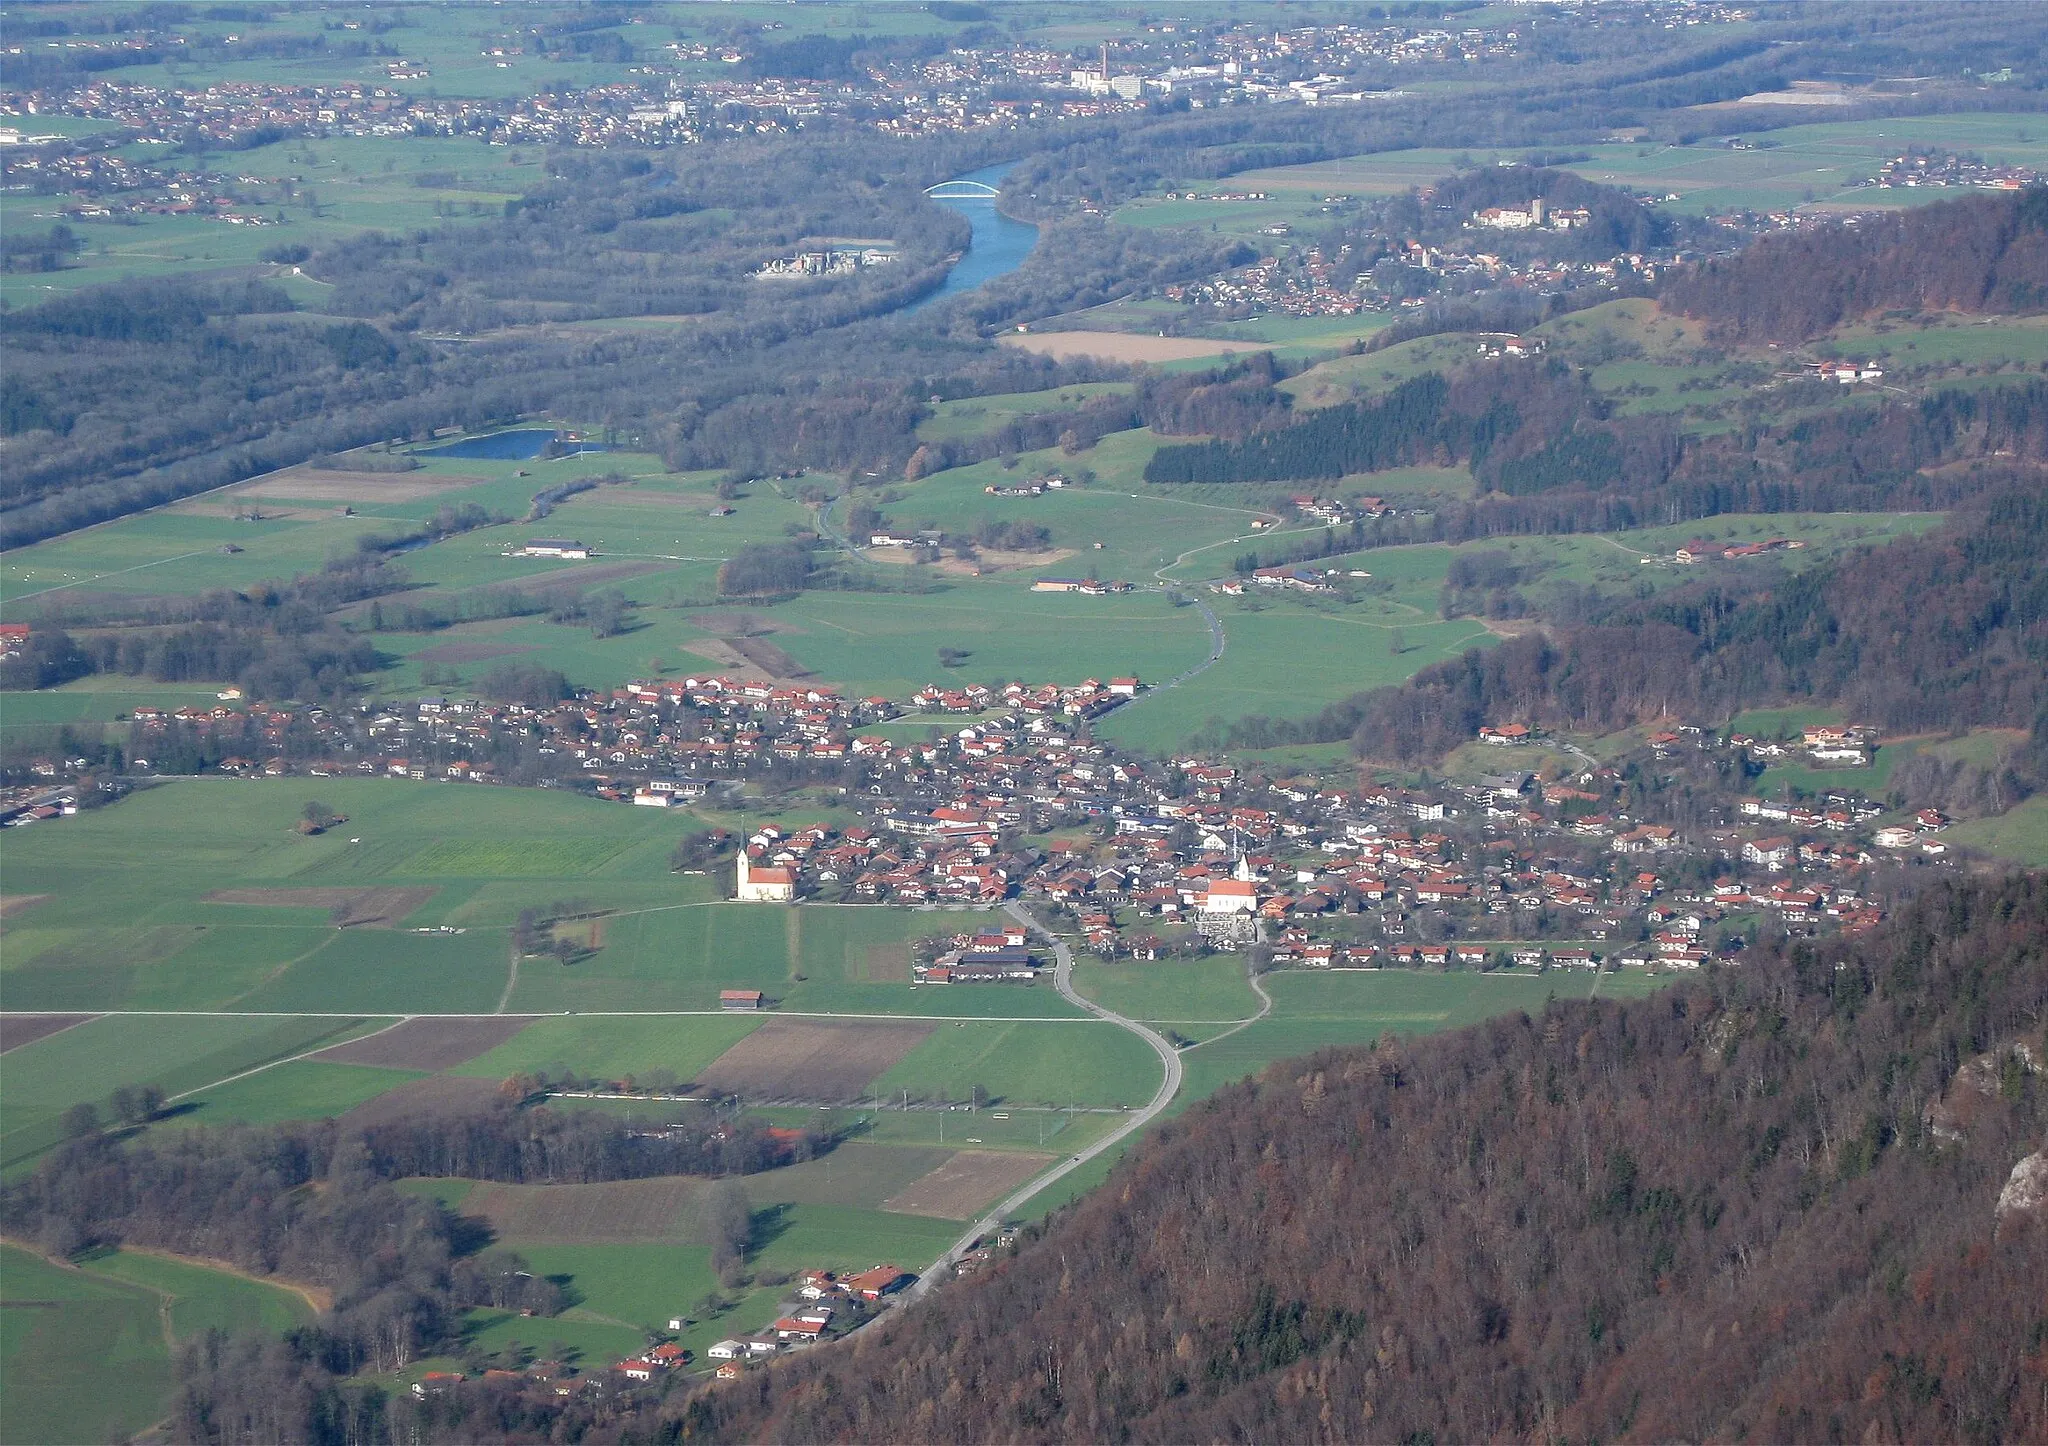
[[1288, 494, 1386, 524], [913, 925, 1040, 984], [1803, 359, 1885, 385], [0, 785, 80, 827], [1029, 577, 1137, 595], [1733, 722, 1876, 769], [47, 649, 1976, 964], [690, 720, 1907, 970], [984, 473, 1071, 497], [1473, 334, 1546, 359], [701, 1266, 913, 1378], [1862, 151, 2040, 192], [1163, 244, 1368, 317], [907, 677, 1141, 718]]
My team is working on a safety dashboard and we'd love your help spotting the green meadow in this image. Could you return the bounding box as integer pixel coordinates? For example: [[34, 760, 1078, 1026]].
[[0, 1244, 180, 1445], [1944, 795, 2048, 867], [0, 1013, 382, 1169], [0, 1242, 316, 1445], [1069, 956, 1262, 1025], [181, 1059, 428, 1125], [871, 1018, 1164, 1109], [454, 1014, 768, 1084], [79, 1247, 316, 1338]]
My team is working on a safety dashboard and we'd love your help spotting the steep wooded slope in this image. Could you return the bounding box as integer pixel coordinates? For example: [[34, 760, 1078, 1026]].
[[686, 877, 2048, 1444], [1661, 187, 2048, 342]]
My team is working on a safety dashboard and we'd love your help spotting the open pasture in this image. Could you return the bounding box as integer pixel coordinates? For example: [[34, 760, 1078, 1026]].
[[0, 682, 226, 733], [237, 467, 489, 506], [2, 506, 354, 609], [885, 443, 1267, 578], [206, 886, 438, 928], [1823, 313, 2048, 376], [870, 1018, 1164, 1109], [446, 1142, 969, 1244], [0, 1012, 377, 1167], [767, 585, 1211, 702], [2, 775, 1042, 1019], [0, 127, 540, 304], [1945, 795, 2048, 867], [693, 1019, 937, 1100], [181, 1059, 427, 1125], [794, 1105, 1121, 1158], [507, 1243, 719, 1337], [747, 1202, 961, 1281], [917, 382, 1136, 443], [451, 1310, 646, 1378], [0, 443, 674, 616], [79, 1247, 319, 1338], [728, 1143, 958, 1210], [1070, 956, 1262, 1025], [236, 927, 511, 1015], [501, 901, 1041, 1017], [1098, 605, 1495, 753]]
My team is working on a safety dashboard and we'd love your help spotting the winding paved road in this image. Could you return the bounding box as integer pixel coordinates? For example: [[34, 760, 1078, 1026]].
[[903, 900, 1184, 1301]]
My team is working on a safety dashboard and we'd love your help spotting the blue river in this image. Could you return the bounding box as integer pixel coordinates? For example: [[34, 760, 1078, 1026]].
[[909, 161, 1039, 312]]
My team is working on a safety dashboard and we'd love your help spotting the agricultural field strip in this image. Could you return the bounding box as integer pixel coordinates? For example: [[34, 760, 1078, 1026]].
[[162, 1016, 406, 1104], [9, 550, 226, 602]]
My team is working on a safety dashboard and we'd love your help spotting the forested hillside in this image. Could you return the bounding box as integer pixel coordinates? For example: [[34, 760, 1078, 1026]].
[[665, 875, 2048, 1444], [1206, 484, 2048, 768], [1662, 186, 2048, 342]]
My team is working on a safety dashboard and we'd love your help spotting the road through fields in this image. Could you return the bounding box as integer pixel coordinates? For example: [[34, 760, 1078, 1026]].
[[903, 901, 1184, 1303]]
